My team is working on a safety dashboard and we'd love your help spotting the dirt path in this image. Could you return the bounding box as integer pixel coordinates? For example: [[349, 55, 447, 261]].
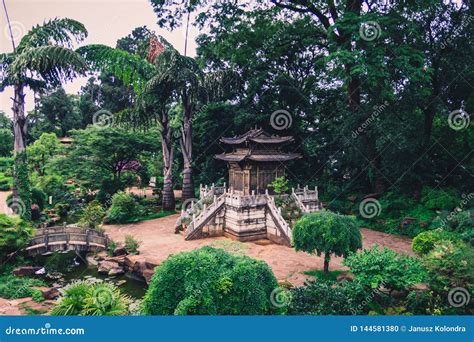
[[104, 214, 414, 286], [0, 191, 12, 215]]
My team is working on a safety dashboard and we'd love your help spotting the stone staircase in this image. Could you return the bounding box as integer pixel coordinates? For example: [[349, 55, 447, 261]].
[[179, 185, 322, 246]]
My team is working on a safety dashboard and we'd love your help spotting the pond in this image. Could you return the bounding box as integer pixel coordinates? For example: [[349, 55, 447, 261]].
[[33, 252, 147, 299]]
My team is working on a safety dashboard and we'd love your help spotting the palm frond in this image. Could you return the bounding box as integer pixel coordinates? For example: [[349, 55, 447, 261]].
[[78, 44, 155, 93], [17, 18, 87, 53], [9, 46, 87, 86]]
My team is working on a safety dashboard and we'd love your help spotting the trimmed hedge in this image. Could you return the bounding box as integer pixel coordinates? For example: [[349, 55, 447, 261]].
[[142, 246, 279, 315]]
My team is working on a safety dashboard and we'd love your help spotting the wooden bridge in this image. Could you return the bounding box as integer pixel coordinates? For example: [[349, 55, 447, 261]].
[[25, 225, 109, 256]]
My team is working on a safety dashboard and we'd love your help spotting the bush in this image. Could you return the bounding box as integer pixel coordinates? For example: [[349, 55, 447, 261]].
[[50, 281, 131, 316], [422, 241, 473, 293], [0, 176, 11, 191], [0, 214, 34, 262], [0, 275, 46, 299], [31, 187, 47, 210], [292, 210, 362, 274], [431, 210, 473, 245], [343, 245, 426, 291], [421, 187, 459, 211], [142, 246, 279, 315], [78, 201, 106, 230], [106, 192, 143, 224], [412, 229, 461, 256], [288, 280, 368, 315], [124, 235, 140, 254]]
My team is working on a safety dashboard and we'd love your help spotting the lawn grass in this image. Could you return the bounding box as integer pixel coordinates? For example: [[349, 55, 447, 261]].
[[304, 269, 344, 281], [126, 210, 176, 223]]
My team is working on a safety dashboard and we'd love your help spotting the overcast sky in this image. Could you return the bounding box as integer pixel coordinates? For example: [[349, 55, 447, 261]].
[[0, 0, 198, 117]]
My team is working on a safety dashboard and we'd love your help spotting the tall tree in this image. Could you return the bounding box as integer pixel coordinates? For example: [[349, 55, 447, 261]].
[[0, 17, 88, 210], [78, 36, 179, 210]]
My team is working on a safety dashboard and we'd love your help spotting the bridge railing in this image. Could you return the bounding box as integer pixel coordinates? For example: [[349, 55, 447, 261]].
[[27, 226, 109, 253]]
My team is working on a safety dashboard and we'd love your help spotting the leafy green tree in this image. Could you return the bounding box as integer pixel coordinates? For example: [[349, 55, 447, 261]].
[[0, 214, 33, 262], [27, 133, 62, 176], [142, 246, 279, 315], [343, 245, 426, 292], [28, 88, 82, 140], [106, 192, 143, 224], [56, 126, 159, 193], [78, 200, 106, 230], [0, 112, 13, 157], [292, 211, 362, 274], [1, 18, 87, 207]]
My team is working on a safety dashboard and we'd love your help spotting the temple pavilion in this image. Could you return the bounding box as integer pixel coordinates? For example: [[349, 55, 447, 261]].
[[178, 128, 321, 246], [215, 128, 301, 195]]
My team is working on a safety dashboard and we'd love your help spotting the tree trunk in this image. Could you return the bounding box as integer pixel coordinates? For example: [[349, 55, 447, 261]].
[[180, 93, 195, 202], [12, 84, 28, 205], [159, 111, 175, 211], [12, 84, 27, 153], [323, 253, 330, 275]]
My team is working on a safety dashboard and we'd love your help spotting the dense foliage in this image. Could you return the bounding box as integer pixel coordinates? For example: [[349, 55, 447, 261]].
[[142, 247, 279, 315], [50, 281, 131, 316], [343, 246, 426, 291], [288, 280, 367, 315], [0, 214, 33, 261]]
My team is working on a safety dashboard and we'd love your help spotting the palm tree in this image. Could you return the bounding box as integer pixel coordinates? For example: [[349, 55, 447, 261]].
[[78, 37, 176, 210], [79, 37, 240, 208], [0, 18, 88, 212]]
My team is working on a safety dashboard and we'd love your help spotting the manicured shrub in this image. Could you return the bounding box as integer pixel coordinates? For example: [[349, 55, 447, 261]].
[[288, 280, 368, 315], [0, 214, 34, 262], [343, 245, 426, 291], [292, 210, 362, 274], [51, 281, 131, 316], [124, 234, 140, 254], [422, 241, 473, 293], [142, 247, 279, 315], [78, 200, 106, 230], [412, 229, 461, 256], [106, 192, 143, 224]]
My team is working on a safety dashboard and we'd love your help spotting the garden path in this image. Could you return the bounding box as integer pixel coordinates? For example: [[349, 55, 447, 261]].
[[0, 191, 11, 215], [104, 214, 414, 286]]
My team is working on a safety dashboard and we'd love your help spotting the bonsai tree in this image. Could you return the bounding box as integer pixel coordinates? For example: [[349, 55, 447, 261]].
[[142, 246, 279, 315], [268, 176, 289, 195], [292, 210, 362, 275]]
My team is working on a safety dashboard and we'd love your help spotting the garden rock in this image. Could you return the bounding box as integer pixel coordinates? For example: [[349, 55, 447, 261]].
[[336, 272, 354, 282], [12, 266, 42, 276], [97, 260, 120, 274]]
